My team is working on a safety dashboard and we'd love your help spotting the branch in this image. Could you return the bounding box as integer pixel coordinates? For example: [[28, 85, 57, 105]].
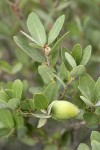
[[60, 77, 74, 99]]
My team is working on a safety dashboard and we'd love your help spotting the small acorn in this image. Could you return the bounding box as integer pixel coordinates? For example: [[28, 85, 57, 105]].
[[51, 100, 80, 120]]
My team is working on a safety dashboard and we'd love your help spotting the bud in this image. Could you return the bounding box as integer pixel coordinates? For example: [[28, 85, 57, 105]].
[[44, 46, 51, 55], [51, 100, 80, 120]]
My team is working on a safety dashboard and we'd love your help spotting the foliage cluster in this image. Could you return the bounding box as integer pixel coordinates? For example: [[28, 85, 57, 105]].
[[0, 0, 100, 150]]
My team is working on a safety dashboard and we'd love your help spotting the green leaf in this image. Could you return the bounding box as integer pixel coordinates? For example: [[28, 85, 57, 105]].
[[56, 1, 72, 11], [91, 140, 100, 150], [75, 16, 83, 32], [53, 74, 66, 88], [22, 80, 29, 92], [11, 63, 23, 74], [13, 112, 26, 138], [0, 109, 14, 136], [78, 74, 95, 101], [77, 143, 90, 150], [65, 52, 77, 68], [29, 86, 43, 94], [44, 145, 58, 150], [0, 100, 7, 109], [0, 61, 12, 73], [20, 136, 37, 146], [80, 45, 92, 66], [34, 93, 48, 110], [38, 65, 54, 84], [44, 82, 58, 103], [20, 101, 30, 111], [48, 15, 65, 45], [94, 77, 100, 103], [12, 79, 23, 99], [13, 112, 24, 129], [95, 107, 100, 115], [83, 113, 99, 128], [37, 118, 47, 128], [17, 125, 27, 138], [13, 36, 45, 63], [50, 48, 59, 67], [61, 47, 71, 71], [0, 129, 10, 137], [7, 81, 13, 89], [29, 43, 42, 49], [70, 65, 86, 78], [0, 91, 9, 102], [80, 96, 94, 108], [27, 12, 46, 46], [20, 30, 37, 43], [71, 44, 82, 65], [5, 89, 12, 99], [91, 131, 100, 142], [7, 98, 20, 110], [27, 99, 35, 111], [59, 62, 68, 80], [50, 31, 69, 54]]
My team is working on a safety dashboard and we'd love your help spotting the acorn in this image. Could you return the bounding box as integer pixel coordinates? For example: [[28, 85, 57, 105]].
[[51, 100, 80, 120]]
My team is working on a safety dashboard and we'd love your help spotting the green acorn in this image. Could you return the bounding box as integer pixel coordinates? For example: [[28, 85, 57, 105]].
[[51, 100, 80, 120]]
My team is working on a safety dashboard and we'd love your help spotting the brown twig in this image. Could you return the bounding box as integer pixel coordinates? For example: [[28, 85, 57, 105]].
[[60, 78, 74, 99], [71, 121, 85, 130], [45, 54, 50, 67], [6, 0, 24, 20], [62, 120, 85, 130]]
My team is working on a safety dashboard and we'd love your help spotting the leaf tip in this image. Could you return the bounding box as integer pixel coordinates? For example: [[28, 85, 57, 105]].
[[13, 36, 18, 43]]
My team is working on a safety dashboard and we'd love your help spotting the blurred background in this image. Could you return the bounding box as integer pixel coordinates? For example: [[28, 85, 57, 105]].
[[0, 0, 100, 150]]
